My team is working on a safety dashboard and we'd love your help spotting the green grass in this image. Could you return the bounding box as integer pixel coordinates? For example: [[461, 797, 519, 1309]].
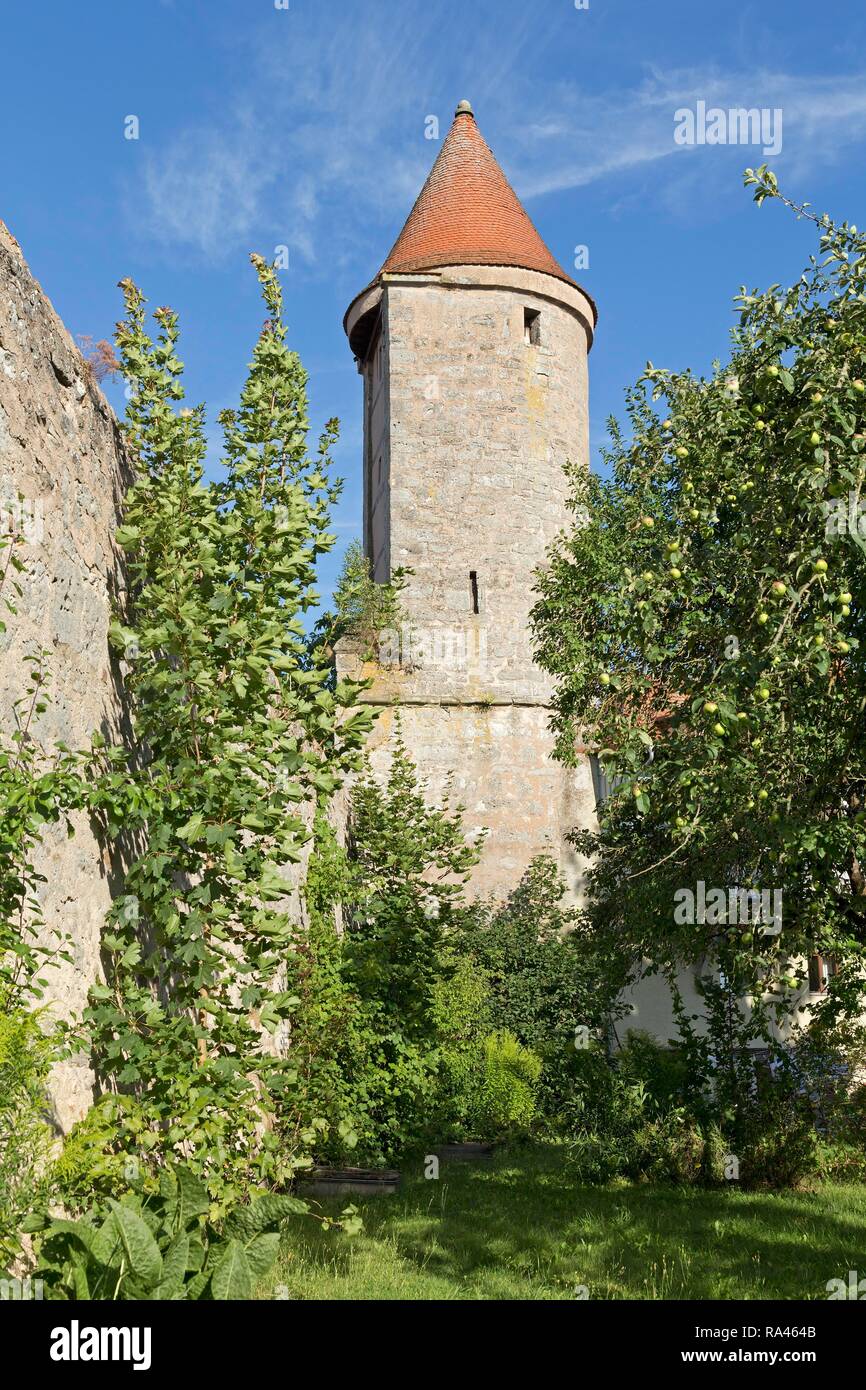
[[259, 1144, 866, 1300]]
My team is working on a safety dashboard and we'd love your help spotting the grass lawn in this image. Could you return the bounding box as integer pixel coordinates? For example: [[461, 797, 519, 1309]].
[[259, 1144, 866, 1300]]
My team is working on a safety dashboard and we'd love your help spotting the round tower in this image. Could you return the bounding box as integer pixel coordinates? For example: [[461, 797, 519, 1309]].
[[340, 100, 598, 898]]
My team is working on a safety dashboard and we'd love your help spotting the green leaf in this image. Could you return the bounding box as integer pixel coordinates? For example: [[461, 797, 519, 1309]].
[[176, 812, 204, 842], [174, 1167, 210, 1227], [20, 1211, 50, 1234], [108, 1203, 164, 1287], [184, 1268, 211, 1299], [91, 1214, 123, 1268], [160, 1232, 190, 1290], [115, 525, 142, 546], [242, 1231, 280, 1282], [71, 1262, 91, 1300], [46, 1218, 99, 1254], [210, 1239, 253, 1300], [225, 1193, 308, 1239]]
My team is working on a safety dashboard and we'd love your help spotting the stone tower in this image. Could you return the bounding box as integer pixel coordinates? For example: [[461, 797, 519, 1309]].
[[340, 101, 599, 899]]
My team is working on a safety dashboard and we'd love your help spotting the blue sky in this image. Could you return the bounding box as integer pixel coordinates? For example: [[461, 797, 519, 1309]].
[[4, 0, 866, 607]]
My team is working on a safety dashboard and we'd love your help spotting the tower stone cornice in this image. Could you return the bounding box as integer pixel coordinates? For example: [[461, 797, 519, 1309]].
[[344, 102, 597, 362]]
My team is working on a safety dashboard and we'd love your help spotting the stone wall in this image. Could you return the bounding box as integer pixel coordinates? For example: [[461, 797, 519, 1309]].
[[0, 221, 130, 1132], [333, 666, 597, 901], [337, 264, 594, 895], [380, 264, 592, 704], [342, 262, 598, 899]]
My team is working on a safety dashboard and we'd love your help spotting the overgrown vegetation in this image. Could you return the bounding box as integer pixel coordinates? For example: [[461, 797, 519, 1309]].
[[80, 259, 373, 1210], [5, 175, 866, 1297], [26, 1163, 318, 1300], [453, 855, 631, 1120], [324, 538, 409, 659], [0, 530, 83, 1267], [288, 740, 534, 1162], [531, 171, 866, 1179]]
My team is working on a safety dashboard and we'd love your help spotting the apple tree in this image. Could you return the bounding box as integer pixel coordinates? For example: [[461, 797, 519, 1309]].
[[532, 171, 866, 1018]]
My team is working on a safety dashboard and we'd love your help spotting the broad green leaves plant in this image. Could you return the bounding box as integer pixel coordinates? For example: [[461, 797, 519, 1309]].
[[83, 257, 373, 1204], [27, 1163, 312, 1300]]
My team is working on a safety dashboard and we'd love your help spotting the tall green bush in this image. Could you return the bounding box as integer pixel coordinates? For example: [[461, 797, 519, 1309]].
[[532, 174, 866, 1011], [81, 258, 373, 1207], [453, 855, 631, 1121], [290, 739, 483, 1163]]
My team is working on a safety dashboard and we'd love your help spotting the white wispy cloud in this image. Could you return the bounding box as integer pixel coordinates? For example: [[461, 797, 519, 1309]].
[[136, 122, 274, 257], [126, 2, 544, 269], [510, 67, 866, 200], [125, 4, 866, 270]]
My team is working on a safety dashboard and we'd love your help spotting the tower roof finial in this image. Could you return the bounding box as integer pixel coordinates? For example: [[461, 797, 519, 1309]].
[[343, 98, 598, 354]]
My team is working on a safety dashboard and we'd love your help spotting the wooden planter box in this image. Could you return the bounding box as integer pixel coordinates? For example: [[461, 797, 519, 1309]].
[[435, 1142, 496, 1162], [299, 1167, 401, 1197]]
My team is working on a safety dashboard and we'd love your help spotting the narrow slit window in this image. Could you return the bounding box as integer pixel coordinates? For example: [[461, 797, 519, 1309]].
[[470, 571, 479, 615], [524, 308, 541, 346]]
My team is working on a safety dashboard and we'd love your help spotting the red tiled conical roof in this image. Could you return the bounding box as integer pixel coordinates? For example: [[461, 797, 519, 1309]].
[[379, 101, 578, 290]]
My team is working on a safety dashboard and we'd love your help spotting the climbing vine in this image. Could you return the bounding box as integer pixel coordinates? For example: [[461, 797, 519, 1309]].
[[0, 529, 84, 1260]]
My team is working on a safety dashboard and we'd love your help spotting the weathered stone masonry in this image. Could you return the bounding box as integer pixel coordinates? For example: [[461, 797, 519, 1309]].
[[339, 103, 600, 899], [0, 221, 129, 1130]]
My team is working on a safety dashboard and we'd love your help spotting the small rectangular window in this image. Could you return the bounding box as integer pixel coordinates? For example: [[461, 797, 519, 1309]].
[[808, 953, 838, 992], [470, 571, 479, 615], [589, 754, 627, 808], [524, 308, 541, 346]]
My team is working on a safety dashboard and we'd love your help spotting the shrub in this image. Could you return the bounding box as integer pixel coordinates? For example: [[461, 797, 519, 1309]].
[[324, 539, 409, 658], [293, 744, 481, 1165], [815, 1139, 866, 1184], [733, 1087, 818, 1189], [26, 1164, 315, 1300], [701, 1122, 730, 1185], [559, 1046, 648, 1135], [430, 953, 492, 1048], [564, 1053, 653, 1183], [567, 1132, 633, 1185], [474, 1032, 542, 1138], [630, 1111, 707, 1185], [562, 1046, 769, 1188], [0, 1009, 56, 1265], [452, 856, 631, 1123], [52, 1095, 144, 1212], [437, 1031, 542, 1142], [615, 1030, 693, 1114], [341, 737, 479, 1040]]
